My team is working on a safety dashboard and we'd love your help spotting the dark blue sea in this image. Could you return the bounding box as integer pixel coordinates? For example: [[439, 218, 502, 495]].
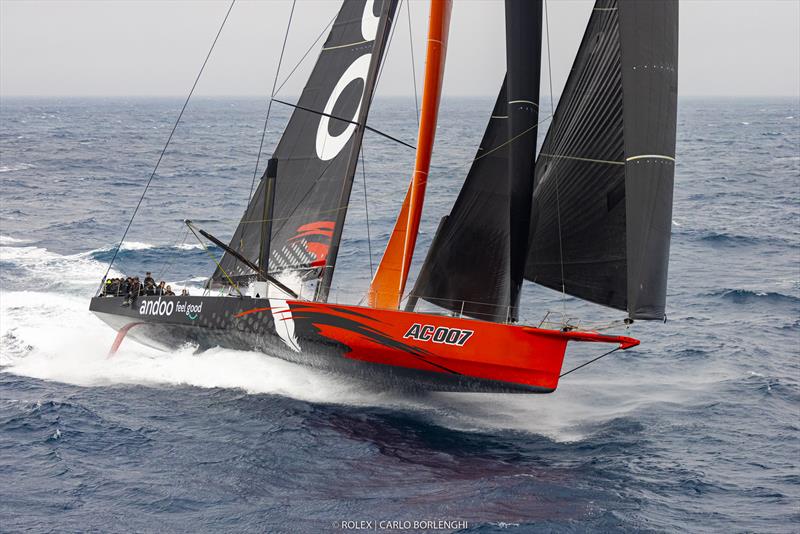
[[1, 96, 798, 532]]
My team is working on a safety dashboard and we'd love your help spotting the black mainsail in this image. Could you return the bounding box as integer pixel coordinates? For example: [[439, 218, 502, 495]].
[[211, 0, 399, 298], [407, 0, 543, 322], [525, 0, 678, 320]]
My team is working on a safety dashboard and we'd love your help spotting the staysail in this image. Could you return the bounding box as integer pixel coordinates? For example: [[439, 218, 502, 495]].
[[406, 0, 542, 322], [524, 0, 678, 320], [211, 0, 399, 298]]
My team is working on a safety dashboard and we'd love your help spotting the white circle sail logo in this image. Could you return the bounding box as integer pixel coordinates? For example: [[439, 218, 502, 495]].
[[361, 0, 380, 41], [315, 54, 371, 161]]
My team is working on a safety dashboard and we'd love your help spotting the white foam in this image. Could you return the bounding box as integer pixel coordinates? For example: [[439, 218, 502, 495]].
[[0, 241, 738, 442], [0, 242, 119, 293], [122, 241, 155, 251], [0, 235, 29, 245], [0, 163, 34, 173], [0, 289, 385, 404]]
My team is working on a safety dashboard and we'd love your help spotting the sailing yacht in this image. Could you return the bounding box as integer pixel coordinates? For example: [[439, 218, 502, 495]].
[[90, 0, 678, 393]]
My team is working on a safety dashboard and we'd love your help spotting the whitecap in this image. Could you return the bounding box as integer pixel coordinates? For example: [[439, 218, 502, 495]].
[[0, 242, 121, 292], [0, 163, 34, 173], [119, 241, 154, 251], [0, 242, 742, 443], [174, 243, 204, 251], [0, 235, 29, 245]]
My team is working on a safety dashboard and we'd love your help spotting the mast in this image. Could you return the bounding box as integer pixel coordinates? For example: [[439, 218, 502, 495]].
[[404, 0, 542, 322], [367, 0, 453, 309], [505, 0, 542, 320], [257, 158, 278, 280]]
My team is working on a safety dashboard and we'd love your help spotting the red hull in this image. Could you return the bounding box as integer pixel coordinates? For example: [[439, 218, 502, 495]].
[[238, 300, 639, 393]]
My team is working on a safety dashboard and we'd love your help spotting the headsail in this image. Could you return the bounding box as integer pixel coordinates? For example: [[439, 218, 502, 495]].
[[406, 0, 542, 322], [525, 0, 678, 320], [211, 0, 399, 298]]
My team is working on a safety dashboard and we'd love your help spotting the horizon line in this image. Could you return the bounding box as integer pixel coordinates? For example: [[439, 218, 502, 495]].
[[2, 93, 799, 100]]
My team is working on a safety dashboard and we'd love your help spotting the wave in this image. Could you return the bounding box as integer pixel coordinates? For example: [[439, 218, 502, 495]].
[[43, 217, 98, 231], [88, 241, 219, 265], [0, 283, 734, 444], [708, 288, 800, 306], [680, 229, 795, 248], [174, 243, 204, 251], [0, 235, 29, 245], [697, 232, 757, 246], [0, 163, 34, 173], [0, 241, 119, 294], [0, 239, 203, 294], [0, 239, 766, 444]]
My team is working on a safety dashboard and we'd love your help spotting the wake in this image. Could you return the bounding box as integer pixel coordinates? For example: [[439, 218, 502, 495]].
[[0, 237, 733, 442]]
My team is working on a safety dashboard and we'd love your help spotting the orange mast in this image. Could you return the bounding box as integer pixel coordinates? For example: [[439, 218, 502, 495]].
[[367, 0, 452, 309]]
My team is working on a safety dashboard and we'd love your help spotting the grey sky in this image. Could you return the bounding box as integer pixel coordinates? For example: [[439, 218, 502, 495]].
[[1, 0, 798, 98]]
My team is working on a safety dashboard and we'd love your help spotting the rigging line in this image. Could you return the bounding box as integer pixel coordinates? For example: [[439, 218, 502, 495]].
[[274, 14, 336, 96], [248, 0, 296, 203], [472, 113, 553, 163], [539, 152, 624, 166], [544, 0, 567, 314], [270, 98, 416, 150], [373, 0, 403, 97], [559, 346, 622, 378], [328, 3, 400, 302], [195, 223, 299, 298], [212, 204, 348, 226], [185, 221, 243, 298], [321, 4, 400, 302], [252, 156, 338, 243], [406, 0, 420, 126], [96, 0, 236, 295], [154, 226, 190, 283], [360, 143, 375, 279], [544, 0, 555, 117]]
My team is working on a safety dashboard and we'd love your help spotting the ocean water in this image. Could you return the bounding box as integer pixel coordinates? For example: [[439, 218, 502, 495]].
[[0, 95, 798, 533]]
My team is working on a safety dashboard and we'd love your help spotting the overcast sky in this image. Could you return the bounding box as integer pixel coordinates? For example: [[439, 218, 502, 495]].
[[1, 0, 799, 98]]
